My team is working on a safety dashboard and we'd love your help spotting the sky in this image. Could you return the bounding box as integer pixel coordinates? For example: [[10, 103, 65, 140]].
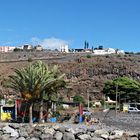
[[0, 0, 140, 52]]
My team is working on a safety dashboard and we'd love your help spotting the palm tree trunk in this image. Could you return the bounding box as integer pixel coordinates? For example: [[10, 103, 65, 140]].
[[39, 99, 44, 123], [29, 102, 33, 123]]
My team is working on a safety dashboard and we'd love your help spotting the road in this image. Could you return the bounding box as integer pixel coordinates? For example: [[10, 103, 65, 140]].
[[94, 110, 140, 132]]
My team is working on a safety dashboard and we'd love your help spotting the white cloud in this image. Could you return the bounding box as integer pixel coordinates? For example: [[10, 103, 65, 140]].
[[30, 37, 69, 50]]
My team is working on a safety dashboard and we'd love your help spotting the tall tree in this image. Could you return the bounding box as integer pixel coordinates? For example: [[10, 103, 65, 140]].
[[86, 42, 89, 49], [103, 76, 140, 103], [8, 61, 66, 123], [9, 63, 39, 123], [84, 41, 87, 49]]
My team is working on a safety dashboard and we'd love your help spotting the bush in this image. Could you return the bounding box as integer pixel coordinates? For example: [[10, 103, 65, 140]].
[[28, 57, 33, 62], [73, 94, 85, 104], [86, 54, 91, 58], [117, 54, 121, 57]]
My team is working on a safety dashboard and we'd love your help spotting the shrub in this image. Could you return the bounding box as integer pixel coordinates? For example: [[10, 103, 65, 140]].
[[28, 57, 33, 62], [73, 94, 85, 104], [86, 54, 91, 58]]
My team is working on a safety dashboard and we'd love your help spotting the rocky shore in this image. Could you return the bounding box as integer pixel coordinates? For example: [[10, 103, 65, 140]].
[[0, 123, 139, 140]]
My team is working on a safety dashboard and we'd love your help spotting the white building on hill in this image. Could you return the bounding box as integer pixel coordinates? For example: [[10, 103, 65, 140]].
[[59, 44, 69, 53], [93, 48, 124, 55], [22, 44, 33, 50], [0, 46, 16, 53]]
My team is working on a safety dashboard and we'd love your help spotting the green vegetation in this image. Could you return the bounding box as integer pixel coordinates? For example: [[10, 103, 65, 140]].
[[27, 57, 33, 62], [8, 61, 66, 123], [73, 94, 85, 104], [86, 54, 92, 58], [84, 41, 89, 49], [103, 76, 140, 103], [13, 48, 22, 52]]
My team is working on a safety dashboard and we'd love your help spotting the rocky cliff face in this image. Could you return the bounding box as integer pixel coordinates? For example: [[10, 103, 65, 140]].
[[60, 54, 140, 100], [0, 53, 140, 100]]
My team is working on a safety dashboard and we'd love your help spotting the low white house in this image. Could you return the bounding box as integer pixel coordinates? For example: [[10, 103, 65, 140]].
[[22, 44, 33, 50], [117, 49, 125, 54], [35, 45, 43, 51], [93, 48, 124, 55]]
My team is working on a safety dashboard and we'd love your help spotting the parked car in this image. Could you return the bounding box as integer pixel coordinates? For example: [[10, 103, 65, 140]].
[[128, 107, 140, 113]]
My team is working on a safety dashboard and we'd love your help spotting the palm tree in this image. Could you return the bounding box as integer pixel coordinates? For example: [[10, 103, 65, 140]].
[[39, 65, 66, 122], [9, 63, 42, 123], [8, 61, 66, 123]]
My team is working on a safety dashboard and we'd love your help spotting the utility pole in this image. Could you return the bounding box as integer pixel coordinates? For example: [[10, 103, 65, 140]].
[[87, 90, 89, 110], [119, 92, 120, 112], [115, 84, 118, 117], [104, 95, 106, 109]]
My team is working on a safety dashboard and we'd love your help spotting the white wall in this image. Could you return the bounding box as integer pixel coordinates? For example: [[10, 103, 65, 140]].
[[60, 44, 69, 53], [0, 46, 15, 53], [93, 48, 116, 55]]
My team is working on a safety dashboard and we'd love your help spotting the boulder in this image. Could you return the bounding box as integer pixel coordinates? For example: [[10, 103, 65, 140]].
[[8, 138, 17, 140], [90, 132, 95, 137], [130, 138, 138, 140], [30, 137, 40, 140], [39, 133, 53, 140], [24, 125, 33, 134], [2, 125, 15, 134], [44, 127, 55, 135], [114, 130, 124, 137], [124, 131, 137, 137], [78, 134, 91, 140], [63, 132, 75, 140], [87, 128, 95, 133], [66, 128, 76, 134], [19, 129, 29, 138], [54, 131, 63, 140], [0, 130, 3, 135], [9, 124, 20, 129], [91, 137, 104, 140], [32, 130, 42, 138], [1, 134, 10, 140], [108, 135, 122, 140], [72, 128, 85, 135], [94, 129, 109, 136], [101, 134, 109, 139], [17, 137, 26, 140], [52, 125, 60, 131], [11, 130, 19, 138], [58, 127, 66, 133], [108, 130, 125, 140]]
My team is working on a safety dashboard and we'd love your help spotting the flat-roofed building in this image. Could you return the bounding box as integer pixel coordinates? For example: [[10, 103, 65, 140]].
[[0, 46, 15, 53], [22, 44, 33, 50], [60, 44, 69, 53]]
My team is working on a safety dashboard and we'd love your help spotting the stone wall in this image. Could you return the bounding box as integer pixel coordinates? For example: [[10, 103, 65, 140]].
[[0, 123, 139, 140]]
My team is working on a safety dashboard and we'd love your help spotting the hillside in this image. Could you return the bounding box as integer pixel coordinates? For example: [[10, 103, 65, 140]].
[[0, 52, 140, 100]]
